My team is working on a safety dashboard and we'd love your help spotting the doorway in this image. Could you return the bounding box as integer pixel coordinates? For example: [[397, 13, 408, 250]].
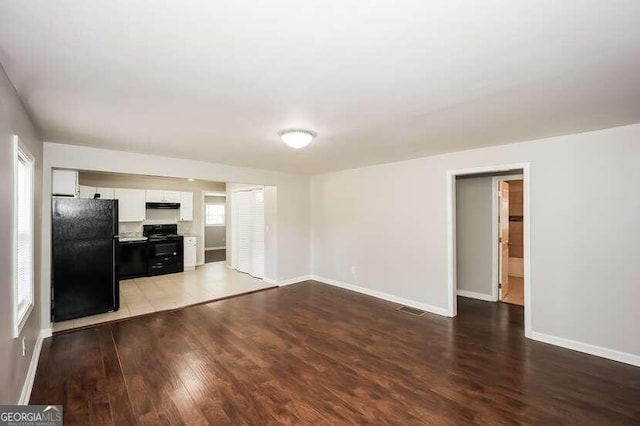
[[494, 175, 524, 306], [202, 191, 227, 263], [447, 163, 531, 338]]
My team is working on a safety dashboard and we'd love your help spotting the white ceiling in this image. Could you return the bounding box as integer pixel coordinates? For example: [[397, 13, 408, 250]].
[[1, 1, 639, 174]]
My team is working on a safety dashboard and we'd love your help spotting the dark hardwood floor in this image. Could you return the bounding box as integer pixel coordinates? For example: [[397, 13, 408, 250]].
[[31, 281, 640, 424], [204, 249, 226, 263]]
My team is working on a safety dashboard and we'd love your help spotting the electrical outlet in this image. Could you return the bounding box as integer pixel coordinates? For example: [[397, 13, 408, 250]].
[[21, 337, 26, 357]]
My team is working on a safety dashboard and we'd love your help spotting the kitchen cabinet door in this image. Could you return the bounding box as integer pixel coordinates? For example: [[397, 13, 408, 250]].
[[96, 187, 115, 199], [115, 188, 146, 222], [79, 185, 96, 199], [52, 169, 78, 197], [180, 191, 194, 221], [164, 191, 181, 203], [183, 236, 197, 270], [145, 190, 165, 202]]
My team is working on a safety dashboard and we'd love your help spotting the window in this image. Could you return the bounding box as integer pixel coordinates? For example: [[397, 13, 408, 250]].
[[14, 135, 35, 337], [205, 204, 225, 226]]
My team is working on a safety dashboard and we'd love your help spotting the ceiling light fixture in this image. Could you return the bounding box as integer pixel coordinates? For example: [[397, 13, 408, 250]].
[[280, 129, 315, 149], [187, 178, 195, 182]]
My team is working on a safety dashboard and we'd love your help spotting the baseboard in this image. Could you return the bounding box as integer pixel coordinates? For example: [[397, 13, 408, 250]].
[[19, 329, 48, 404], [205, 247, 225, 251], [263, 278, 278, 285], [530, 331, 640, 367], [278, 275, 313, 286], [457, 290, 496, 302], [310, 275, 450, 317], [196, 261, 204, 266]]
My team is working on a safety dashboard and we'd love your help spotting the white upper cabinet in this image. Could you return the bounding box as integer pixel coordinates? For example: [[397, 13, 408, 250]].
[[52, 169, 78, 197], [95, 187, 115, 199], [79, 185, 96, 199], [145, 190, 165, 202], [80, 185, 115, 199], [115, 188, 146, 222], [146, 190, 181, 203], [179, 192, 194, 221], [164, 191, 181, 203]]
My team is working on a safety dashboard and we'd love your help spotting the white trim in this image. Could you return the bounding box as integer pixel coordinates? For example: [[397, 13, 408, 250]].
[[263, 278, 278, 285], [18, 329, 48, 405], [530, 331, 640, 367], [203, 191, 227, 197], [311, 275, 450, 317], [196, 261, 204, 266], [205, 246, 225, 251], [457, 290, 495, 302], [278, 275, 312, 286], [492, 174, 523, 302], [13, 135, 36, 338], [446, 162, 532, 337]]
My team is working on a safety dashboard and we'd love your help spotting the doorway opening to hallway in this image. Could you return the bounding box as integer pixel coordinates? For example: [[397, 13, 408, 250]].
[[447, 163, 531, 336]]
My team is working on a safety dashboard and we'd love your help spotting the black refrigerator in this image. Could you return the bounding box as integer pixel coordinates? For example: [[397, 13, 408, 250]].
[[52, 198, 120, 322]]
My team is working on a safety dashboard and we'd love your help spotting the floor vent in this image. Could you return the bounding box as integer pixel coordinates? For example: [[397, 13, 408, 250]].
[[397, 306, 426, 316]]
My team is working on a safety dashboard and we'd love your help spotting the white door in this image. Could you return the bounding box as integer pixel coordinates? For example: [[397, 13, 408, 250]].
[[250, 190, 265, 278], [232, 189, 265, 278], [235, 191, 251, 274]]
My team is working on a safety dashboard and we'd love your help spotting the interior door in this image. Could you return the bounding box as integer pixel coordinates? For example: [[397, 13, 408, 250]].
[[232, 189, 265, 278], [499, 181, 510, 300]]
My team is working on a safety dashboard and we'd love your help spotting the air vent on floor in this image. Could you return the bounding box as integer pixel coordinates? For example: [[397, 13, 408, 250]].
[[397, 306, 426, 316]]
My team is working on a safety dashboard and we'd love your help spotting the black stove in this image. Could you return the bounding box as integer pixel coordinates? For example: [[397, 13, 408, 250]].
[[143, 224, 184, 276]]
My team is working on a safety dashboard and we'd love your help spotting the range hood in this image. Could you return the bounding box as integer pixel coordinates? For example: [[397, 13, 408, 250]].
[[146, 202, 180, 210]]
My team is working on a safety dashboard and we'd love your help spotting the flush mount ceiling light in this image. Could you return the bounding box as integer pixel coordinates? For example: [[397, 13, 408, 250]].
[[187, 178, 195, 182], [280, 129, 316, 149]]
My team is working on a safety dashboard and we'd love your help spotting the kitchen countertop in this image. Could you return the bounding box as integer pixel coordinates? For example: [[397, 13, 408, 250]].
[[118, 236, 148, 242]]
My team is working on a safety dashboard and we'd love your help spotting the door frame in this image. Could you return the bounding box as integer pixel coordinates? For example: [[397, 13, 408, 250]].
[[446, 162, 531, 338], [491, 174, 523, 302]]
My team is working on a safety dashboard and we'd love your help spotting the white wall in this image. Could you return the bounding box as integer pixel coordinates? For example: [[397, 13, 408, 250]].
[[311, 123, 640, 360], [41, 143, 309, 329], [456, 176, 493, 297], [0, 65, 43, 403]]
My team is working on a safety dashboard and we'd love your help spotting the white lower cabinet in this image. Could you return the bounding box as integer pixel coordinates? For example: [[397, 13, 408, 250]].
[[184, 236, 197, 271]]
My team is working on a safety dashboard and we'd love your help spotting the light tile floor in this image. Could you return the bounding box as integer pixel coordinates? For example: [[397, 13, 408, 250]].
[[53, 262, 274, 332]]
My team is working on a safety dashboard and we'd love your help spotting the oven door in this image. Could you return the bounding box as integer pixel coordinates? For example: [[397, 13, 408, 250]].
[[151, 241, 179, 258], [147, 239, 184, 276]]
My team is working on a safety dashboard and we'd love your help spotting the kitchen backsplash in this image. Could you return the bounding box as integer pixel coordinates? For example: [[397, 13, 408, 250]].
[[119, 209, 193, 235]]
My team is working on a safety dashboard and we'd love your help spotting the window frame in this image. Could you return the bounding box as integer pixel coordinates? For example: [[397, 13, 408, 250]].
[[205, 203, 225, 227], [13, 135, 35, 338]]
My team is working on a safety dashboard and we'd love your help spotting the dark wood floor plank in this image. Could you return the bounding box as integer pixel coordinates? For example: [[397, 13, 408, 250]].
[[31, 281, 640, 424]]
